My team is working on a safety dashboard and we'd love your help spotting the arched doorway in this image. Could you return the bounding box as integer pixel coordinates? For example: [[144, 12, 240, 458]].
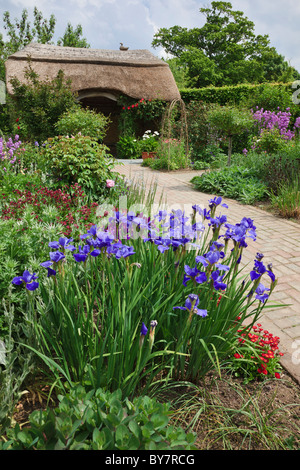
[[77, 90, 122, 157]]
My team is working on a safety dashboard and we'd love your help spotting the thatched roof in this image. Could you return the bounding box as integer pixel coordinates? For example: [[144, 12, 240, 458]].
[[5, 42, 181, 101]]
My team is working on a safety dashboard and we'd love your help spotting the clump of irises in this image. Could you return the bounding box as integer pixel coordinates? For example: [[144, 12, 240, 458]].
[[12, 196, 276, 310]]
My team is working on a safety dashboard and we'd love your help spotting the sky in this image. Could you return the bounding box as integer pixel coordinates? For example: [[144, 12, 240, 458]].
[[0, 0, 300, 71]]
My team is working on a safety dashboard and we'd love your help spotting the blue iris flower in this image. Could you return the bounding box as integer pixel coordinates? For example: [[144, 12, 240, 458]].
[[140, 322, 148, 336], [40, 260, 56, 277], [73, 245, 90, 262], [208, 196, 228, 210], [173, 294, 208, 318], [255, 283, 270, 303], [12, 270, 39, 291], [49, 237, 76, 252], [49, 251, 65, 263], [250, 259, 267, 281], [183, 265, 207, 286], [115, 245, 136, 259], [211, 270, 227, 291]]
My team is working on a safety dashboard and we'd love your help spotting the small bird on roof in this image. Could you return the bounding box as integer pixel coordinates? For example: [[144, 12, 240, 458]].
[[120, 43, 129, 51]]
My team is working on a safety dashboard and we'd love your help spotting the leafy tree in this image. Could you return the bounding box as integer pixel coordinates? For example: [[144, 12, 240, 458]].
[[57, 23, 90, 48], [0, 7, 90, 81], [152, 1, 299, 87], [3, 7, 56, 54], [207, 105, 254, 165]]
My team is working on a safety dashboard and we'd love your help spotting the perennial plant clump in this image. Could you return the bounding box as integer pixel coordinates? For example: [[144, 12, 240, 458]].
[[9, 195, 279, 399], [249, 107, 300, 153]]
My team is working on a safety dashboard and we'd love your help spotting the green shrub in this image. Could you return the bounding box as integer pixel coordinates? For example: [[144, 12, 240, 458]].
[[55, 107, 110, 141], [191, 166, 268, 204], [250, 128, 289, 154], [116, 135, 142, 159], [41, 134, 115, 197], [146, 139, 189, 171], [8, 61, 78, 142], [1, 385, 196, 450], [207, 106, 254, 166]]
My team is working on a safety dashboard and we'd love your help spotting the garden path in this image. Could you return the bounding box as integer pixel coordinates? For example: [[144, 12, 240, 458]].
[[114, 160, 300, 384]]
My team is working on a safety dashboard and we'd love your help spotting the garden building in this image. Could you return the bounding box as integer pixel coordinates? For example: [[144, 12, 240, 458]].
[[5, 42, 180, 155]]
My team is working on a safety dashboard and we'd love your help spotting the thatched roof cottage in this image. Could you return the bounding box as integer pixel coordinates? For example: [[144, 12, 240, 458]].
[[5, 43, 180, 154]]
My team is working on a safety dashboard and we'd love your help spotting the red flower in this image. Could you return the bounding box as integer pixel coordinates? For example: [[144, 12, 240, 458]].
[[275, 372, 281, 379], [17, 126, 20, 130], [16, 118, 19, 122]]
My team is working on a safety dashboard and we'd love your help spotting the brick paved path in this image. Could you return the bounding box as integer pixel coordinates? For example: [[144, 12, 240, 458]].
[[114, 161, 300, 384]]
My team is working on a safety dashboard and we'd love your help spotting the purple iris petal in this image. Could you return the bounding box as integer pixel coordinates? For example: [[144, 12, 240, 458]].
[[49, 251, 65, 263], [26, 281, 39, 291], [115, 245, 135, 259], [194, 308, 208, 318], [211, 271, 227, 291], [195, 272, 207, 284], [90, 249, 101, 257], [40, 260, 53, 268], [12, 276, 23, 285], [185, 294, 200, 311], [46, 267, 56, 277], [48, 241, 60, 250]]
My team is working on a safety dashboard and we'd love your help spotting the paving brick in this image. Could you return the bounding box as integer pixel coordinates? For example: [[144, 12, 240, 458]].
[[115, 162, 300, 383]]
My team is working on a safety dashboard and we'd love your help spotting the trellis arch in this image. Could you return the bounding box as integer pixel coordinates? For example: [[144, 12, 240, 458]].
[[160, 98, 189, 171]]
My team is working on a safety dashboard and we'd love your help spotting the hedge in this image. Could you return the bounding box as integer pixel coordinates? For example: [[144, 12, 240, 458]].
[[179, 82, 294, 106]]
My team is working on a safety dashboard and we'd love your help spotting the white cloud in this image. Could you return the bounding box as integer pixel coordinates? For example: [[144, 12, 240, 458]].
[[0, 0, 299, 70]]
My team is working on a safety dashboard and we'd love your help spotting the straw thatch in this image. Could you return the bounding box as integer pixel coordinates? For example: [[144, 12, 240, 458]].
[[5, 42, 181, 101]]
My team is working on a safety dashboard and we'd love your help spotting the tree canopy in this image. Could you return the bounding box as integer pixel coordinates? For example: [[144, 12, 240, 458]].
[[0, 7, 90, 81], [152, 1, 299, 87]]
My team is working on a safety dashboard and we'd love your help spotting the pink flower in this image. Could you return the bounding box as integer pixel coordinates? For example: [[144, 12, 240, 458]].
[[106, 179, 115, 188]]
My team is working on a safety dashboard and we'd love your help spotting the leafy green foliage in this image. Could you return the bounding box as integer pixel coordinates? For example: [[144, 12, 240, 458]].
[[152, 1, 299, 87], [9, 61, 79, 142], [118, 97, 166, 138], [251, 128, 288, 155], [55, 107, 110, 141], [0, 7, 90, 81], [145, 139, 189, 170], [1, 385, 196, 450], [116, 135, 141, 159], [41, 134, 115, 197], [57, 23, 90, 48], [207, 106, 254, 165], [2, 7, 56, 56], [191, 166, 268, 204], [270, 177, 300, 219]]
